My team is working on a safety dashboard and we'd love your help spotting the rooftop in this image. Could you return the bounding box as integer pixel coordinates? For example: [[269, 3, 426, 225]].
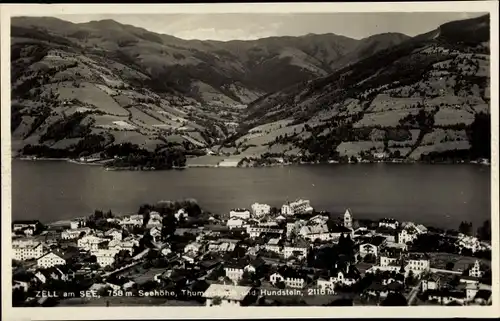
[[202, 284, 252, 301]]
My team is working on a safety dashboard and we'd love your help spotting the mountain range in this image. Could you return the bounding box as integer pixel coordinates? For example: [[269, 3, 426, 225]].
[[10, 14, 490, 166]]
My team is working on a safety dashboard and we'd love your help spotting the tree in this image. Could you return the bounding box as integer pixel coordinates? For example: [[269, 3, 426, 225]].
[[382, 292, 408, 306], [476, 220, 491, 241], [276, 280, 286, 289], [142, 210, 151, 228], [161, 212, 177, 240], [405, 270, 416, 287], [458, 221, 473, 235]]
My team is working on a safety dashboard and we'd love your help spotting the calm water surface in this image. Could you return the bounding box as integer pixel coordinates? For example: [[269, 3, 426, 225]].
[[12, 160, 491, 229]]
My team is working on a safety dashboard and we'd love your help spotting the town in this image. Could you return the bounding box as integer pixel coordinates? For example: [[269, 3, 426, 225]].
[[11, 199, 492, 307]]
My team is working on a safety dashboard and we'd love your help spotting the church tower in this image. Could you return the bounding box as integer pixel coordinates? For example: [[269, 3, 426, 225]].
[[344, 208, 353, 229]]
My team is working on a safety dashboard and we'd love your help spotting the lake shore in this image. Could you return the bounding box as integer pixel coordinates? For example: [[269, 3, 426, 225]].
[[14, 155, 491, 170]]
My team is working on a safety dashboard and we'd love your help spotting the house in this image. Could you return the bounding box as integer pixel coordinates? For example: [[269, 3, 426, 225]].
[[207, 239, 238, 253], [202, 284, 254, 307], [379, 251, 401, 267], [283, 239, 309, 259], [229, 208, 251, 220], [275, 215, 286, 222], [247, 227, 283, 238], [251, 203, 271, 217], [285, 220, 306, 238], [119, 214, 143, 227], [359, 236, 387, 259], [61, 227, 93, 240], [378, 218, 399, 230], [421, 274, 441, 292], [227, 218, 245, 230], [77, 235, 105, 251], [265, 238, 282, 254], [34, 267, 67, 284], [456, 234, 481, 253], [93, 248, 120, 267], [37, 251, 70, 268], [281, 199, 313, 215], [69, 218, 86, 230], [12, 240, 47, 261], [299, 224, 329, 238], [104, 228, 123, 241], [224, 260, 247, 282], [364, 282, 403, 299], [270, 267, 309, 289], [405, 253, 430, 276], [308, 214, 329, 225], [426, 289, 467, 305], [344, 209, 353, 229], [146, 212, 163, 229], [182, 252, 197, 264], [329, 262, 361, 286], [398, 224, 420, 245], [184, 242, 203, 255], [12, 220, 42, 234]]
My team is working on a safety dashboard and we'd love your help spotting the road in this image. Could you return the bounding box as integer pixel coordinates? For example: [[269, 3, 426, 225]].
[[407, 280, 422, 306]]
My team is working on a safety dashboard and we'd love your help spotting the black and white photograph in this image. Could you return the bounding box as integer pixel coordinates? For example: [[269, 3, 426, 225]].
[[1, 2, 499, 319]]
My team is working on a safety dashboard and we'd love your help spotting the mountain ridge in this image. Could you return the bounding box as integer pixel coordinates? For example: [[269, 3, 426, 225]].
[[10, 14, 490, 166]]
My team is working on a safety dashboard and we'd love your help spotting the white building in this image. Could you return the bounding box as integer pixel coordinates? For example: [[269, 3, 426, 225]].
[[229, 209, 251, 220], [93, 248, 120, 267], [251, 203, 271, 217], [359, 236, 387, 259], [70, 219, 86, 230], [105, 229, 123, 241], [380, 254, 400, 267], [405, 253, 430, 276], [270, 270, 307, 289], [227, 218, 245, 230], [344, 209, 353, 229], [281, 199, 313, 215], [184, 242, 203, 255], [146, 212, 163, 228], [202, 284, 253, 307], [78, 235, 105, 251], [119, 214, 143, 227], [265, 238, 282, 254], [398, 225, 420, 245], [283, 241, 309, 259], [37, 251, 67, 268], [421, 275, 441, 292], [61, 227, 93, 240], [12, 240, 47, 261], [247, 227, 283, 238], [379, 218, 400, 230]]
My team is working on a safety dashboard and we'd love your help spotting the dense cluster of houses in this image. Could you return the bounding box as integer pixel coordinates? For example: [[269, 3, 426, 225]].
[[11, 200, 492, 307]]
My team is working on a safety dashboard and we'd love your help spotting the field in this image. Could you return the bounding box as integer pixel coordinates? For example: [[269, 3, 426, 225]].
[[433, 107, 475, 126], [429, 253, 491, 272], [408, 141, 471, 159], [50, 82, 128, 116], [336, 141, 385, 157], [354, 109, 420, 128]]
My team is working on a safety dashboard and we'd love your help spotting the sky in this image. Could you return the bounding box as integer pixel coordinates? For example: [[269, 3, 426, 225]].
[[53, 12, 485, 41]]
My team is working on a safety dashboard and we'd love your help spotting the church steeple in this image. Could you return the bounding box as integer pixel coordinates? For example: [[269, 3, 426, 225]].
[[344, 208, 353, 229]]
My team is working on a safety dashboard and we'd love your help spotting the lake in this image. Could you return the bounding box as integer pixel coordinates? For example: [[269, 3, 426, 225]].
[[11, 160, 491, 229]]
